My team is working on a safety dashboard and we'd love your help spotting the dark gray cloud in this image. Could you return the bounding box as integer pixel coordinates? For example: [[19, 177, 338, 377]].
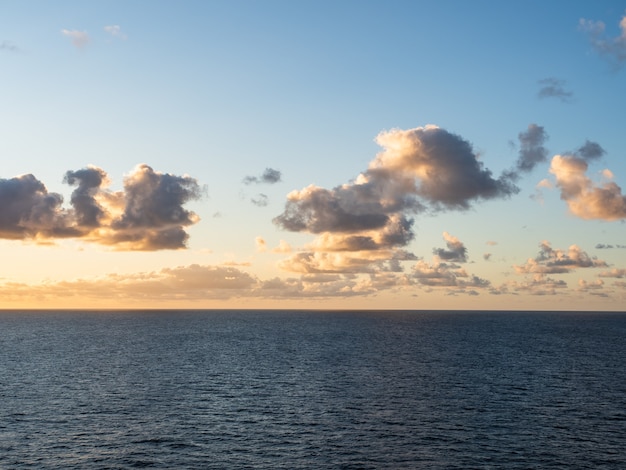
[[595, 243, 626, 250], [275, 125, 517, 238], [251, 193, 269, 207], [575, 140, 605, 161], [514, 124, 549, 173], [0, 164, 202, 250], [579, 16, 626, 68], [373, 126, 518, 209], [595, 243, 614, 249], [432, 232, 468, 263], [274, 184, 393, 234], [274, 125, 518, 274], [64, 166, 107, 227], [0, 174, 77, 239], [110, 164, 202, 249], [243, 168, 282, 185], [537, 78, 573, 102]]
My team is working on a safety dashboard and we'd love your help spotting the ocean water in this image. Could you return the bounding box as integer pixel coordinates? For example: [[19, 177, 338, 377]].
[[1, 310, 625, 469]]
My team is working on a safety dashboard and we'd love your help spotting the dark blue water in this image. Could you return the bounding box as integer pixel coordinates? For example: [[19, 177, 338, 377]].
[[1, 310, 625, 469]]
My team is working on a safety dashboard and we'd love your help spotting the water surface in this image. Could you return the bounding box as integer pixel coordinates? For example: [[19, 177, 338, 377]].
[[1, 310, 625, 468]]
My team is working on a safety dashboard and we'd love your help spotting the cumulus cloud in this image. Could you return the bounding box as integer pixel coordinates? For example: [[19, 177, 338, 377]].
[[537, 78, 573, 102], [407, 232, 488, 292], [579, 12, 626, 68], [550, 153, 626, 220], [106, 164, 203, 250], [243, 168, 282, 185], [513, 124, 549, 174], [514, 241, 607, 275], [0, 164, 202, 250], [599, 268, 626, 278], [433, 232, 468, 263], [370, 126, 518, 209], [503, 274, 568, 296], [274, 125, 518, 276], [0, 174, 77, 239], [411, 260, 489, 290], [575, 140, 606, 161], [272, 239, 292, 253], [61, 29, 90, 48], [64, 166, 108, 227]]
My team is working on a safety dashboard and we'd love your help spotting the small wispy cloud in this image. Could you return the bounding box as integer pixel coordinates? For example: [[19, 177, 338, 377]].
[[61, 29, 90, 48], [537, 78, 573, 102], [251, 193, 269, 207], [579, 12, 626, 68], [243, 168, 282, 185], [0, 40, 20, 53], [104, 25, 127, 40]]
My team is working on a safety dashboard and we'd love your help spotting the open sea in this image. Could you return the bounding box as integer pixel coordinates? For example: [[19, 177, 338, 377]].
[[1, 310, 625, 469]]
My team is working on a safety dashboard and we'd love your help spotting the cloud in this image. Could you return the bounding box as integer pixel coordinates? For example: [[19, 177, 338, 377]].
[[0, 40, 19, 52], [514, 241, 607, 275], [271, 239, 292, 253], [513, 124, 549, 174], [274, 125, 518, 275], [371, 126, 518, 209], [595, 243, 626, 250], [0, 164, 202, 250], [432, 232, 468, 263], [0, 174, 78, 239], [256, 236, 267, 252], [251, 193, 269, 207], [599, 268, 626, 278], [243, 168, 282, 185], [549, 154, 626, 220], [503, 274, 568, 296], [537, 78, 573, 102], [104, 25, 127, 40], [0, 264, 259, 303], [61, 29, 90, 48], [411, 260, 490, 290], [575, 140, 606, 161], [106, 164, 203, 250], [64, 166, 109, 227], [278, 249, 415, 274], [579, 13, 626, 68]]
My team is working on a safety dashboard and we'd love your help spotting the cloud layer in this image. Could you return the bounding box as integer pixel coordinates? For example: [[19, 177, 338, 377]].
[[0, 164, 202, 249]]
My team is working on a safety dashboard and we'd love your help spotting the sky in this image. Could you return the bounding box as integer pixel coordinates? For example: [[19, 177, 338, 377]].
[[1, 0, 626, 310]]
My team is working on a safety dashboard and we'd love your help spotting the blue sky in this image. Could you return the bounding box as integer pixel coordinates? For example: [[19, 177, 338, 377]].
[[1, 0, 626, 310]]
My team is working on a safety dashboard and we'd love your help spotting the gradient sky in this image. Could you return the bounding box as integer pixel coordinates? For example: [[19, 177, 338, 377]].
[[2, 0, 626, 310]]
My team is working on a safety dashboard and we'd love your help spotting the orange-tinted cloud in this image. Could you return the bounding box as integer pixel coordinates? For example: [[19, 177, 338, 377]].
[[550, 155, 626, 221], [274, 125, 517, 275], [0, 164, 203, 250]]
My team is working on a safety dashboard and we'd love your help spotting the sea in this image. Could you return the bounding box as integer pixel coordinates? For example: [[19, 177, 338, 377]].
[[1, 310, 625, 469]]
